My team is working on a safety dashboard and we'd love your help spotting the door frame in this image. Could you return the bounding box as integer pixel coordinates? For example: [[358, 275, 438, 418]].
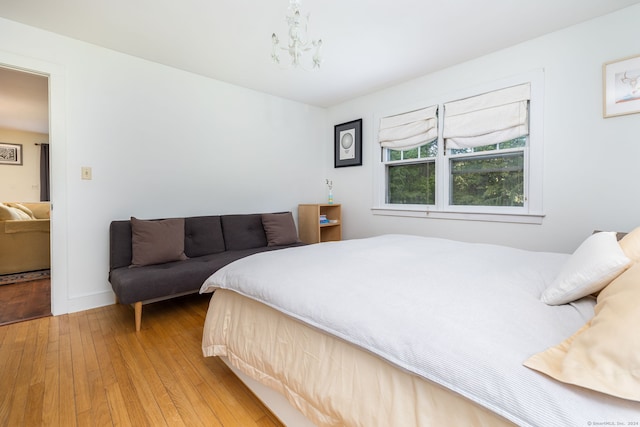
[[0, 51, 69, 315]]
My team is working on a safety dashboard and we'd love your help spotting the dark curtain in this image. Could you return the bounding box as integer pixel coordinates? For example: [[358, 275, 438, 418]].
[[39, 143, 50, 202]]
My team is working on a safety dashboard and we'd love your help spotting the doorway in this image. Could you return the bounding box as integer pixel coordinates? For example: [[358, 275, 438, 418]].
[[0, 65, 51, 324]]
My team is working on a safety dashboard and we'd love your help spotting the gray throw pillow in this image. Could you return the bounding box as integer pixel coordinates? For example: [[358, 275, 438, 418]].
[[130, 217, 188, 267], [262, 212, 300, 246]]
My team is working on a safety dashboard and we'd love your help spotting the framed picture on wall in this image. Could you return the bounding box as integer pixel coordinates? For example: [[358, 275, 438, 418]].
[[0, 143, 23, 165], [603, 54, 640, 118], [334, 119, 362, 168]]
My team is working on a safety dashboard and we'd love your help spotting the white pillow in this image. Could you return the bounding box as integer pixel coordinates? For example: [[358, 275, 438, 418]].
[[0, 202, 31, 220], [541, 232, 631, 305]]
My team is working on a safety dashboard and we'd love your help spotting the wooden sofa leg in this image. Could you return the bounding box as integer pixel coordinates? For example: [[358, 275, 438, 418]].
[[134, 301, 142, 332]]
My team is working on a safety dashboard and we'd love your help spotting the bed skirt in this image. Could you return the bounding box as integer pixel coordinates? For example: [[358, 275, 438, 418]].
[[203, 289, 515, 427]]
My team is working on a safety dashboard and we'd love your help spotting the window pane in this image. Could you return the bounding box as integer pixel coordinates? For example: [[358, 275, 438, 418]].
[[451, 144, 497, 155], [450, 136, 526, 155], [498, 136, 526, 149], [387, 162, 435, 204], [403, 147, 419, 160], [450, 153, 524, 206], [420, 141, 438, 158], [389, 150, 402, 161], [386, 140, 437, 162]]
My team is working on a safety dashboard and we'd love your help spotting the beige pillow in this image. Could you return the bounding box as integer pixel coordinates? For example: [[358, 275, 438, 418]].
[[619, 226, 640, 263], [23, 202, 51, 219], [130, 217, 188, 267], [262, 212, 300, 246], [524, 262, 640, 402], [7, 202, 35, 219]]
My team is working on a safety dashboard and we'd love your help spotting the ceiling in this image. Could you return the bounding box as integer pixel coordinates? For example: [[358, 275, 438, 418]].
[[1, 0, 640, 133], [0, 67, 48, 134]]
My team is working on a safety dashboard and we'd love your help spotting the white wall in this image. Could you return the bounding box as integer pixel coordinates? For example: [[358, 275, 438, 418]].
[[327, 4, 640, 253], [0, 128, 48, 201], [0, 18, 327, 314]]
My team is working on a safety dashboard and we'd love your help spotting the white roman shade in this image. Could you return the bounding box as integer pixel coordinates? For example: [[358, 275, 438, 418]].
[[379, 106, 438, 150], [443, 83, 530, 150]]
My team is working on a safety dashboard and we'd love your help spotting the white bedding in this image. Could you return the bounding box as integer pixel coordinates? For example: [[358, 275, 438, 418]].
[[201, 234, 640, 426]]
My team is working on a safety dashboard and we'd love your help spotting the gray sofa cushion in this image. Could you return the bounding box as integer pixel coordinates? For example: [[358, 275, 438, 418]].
[[110, 220, 134, 270], [221, 214, 268, 250], [185, 216, 225, 257]]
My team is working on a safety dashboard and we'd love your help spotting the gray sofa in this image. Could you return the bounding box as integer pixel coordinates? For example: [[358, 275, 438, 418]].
[[109, 212, 303, 331]]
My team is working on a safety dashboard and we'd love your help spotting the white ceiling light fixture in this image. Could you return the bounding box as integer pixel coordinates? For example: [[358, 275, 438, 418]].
[[271, 0, 323, 69]]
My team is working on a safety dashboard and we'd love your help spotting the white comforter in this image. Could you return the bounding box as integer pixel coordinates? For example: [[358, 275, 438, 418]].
[[200, 234, 640, 426]]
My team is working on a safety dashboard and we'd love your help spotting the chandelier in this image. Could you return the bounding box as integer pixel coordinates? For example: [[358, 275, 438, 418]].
[[271, 0, 323, 69]]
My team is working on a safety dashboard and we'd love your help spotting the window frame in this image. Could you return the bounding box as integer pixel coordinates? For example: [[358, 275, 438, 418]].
[[372, 71, 544, 224]]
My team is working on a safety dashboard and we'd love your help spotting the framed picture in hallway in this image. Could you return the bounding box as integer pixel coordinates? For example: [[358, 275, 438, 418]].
[[334, 119, 362, 168], [0, 143, 23, 165]]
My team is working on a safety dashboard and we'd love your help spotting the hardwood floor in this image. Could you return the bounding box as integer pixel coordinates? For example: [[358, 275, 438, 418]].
[[0, 279, 51, 326], [0, 293, 284, 427]]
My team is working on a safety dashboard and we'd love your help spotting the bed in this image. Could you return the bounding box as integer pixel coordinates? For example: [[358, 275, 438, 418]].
[[200, 233, 640, 426]]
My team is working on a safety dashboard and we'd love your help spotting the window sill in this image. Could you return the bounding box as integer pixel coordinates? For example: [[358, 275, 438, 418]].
[[371, 207, 545, 224]]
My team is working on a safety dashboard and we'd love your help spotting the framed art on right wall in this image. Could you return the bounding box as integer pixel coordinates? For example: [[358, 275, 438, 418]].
[[603, 54, 640, 118]]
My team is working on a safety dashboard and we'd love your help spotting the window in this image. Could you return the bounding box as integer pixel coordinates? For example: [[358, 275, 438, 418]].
[[373, 72, 544, 224]]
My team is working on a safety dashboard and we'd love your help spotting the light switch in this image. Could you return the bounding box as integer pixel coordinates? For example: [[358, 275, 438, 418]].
[[81, 166, 92, 180]]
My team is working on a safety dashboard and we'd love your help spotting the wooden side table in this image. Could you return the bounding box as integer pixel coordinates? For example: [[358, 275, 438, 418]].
[[298, 204, 342, 244]]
